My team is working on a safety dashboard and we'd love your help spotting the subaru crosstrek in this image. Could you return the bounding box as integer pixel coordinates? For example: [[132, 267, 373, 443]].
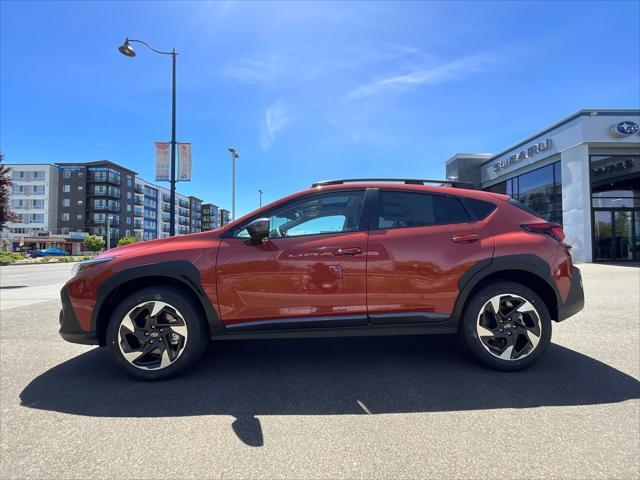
[[60, 179, 584, 380]]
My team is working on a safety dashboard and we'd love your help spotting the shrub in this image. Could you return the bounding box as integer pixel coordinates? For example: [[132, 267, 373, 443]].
[[117, 236, 137, 247], [82, 256, 92, 261], [84, 235, 105, 253]]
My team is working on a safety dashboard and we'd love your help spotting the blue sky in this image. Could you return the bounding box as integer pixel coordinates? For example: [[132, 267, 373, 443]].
[[1, 1, 639, 216]]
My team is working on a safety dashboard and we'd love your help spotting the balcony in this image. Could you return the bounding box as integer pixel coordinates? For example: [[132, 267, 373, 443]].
[[178, 200, 189, 208], [89, 188, 121, 199], [178, 219, 189, 226], [90, 173, 121, 185], [134, 196, 144, 205], [135, 184, 144, 194], [89, 204, 120, 213], [134, 222, 144, 229], [161, 205, 171, 213]]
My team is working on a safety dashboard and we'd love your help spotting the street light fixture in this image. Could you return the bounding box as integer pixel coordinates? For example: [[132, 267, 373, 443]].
[[118, 37, 179, 236], [258, 189, 263, 208], [228, 148, 239, 220]]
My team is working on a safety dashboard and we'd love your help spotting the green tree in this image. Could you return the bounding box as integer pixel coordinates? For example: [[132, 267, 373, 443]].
[[0, 152, 17, 230], [117, 236, 138, 247], [84, 235, 105, 253]]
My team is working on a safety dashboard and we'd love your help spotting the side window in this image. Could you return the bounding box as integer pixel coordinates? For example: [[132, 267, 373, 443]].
[[377, 191, 470, 229], [232, 191, 365, 238]]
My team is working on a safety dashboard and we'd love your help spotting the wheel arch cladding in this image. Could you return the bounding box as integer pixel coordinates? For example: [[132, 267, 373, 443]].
[[454, 255, 560, 324], [93, 261, 223, 346]]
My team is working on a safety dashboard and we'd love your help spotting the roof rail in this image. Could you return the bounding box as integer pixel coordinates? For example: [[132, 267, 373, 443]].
[[311, 178, 476, 189]]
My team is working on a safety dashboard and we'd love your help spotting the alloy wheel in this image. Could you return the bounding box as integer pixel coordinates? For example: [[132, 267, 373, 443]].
[[117, 301, 188, 370], [476, 293, 542, 361]]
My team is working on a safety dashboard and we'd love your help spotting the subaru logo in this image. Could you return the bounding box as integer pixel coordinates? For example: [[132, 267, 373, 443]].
[[612, 121, 640, 137]]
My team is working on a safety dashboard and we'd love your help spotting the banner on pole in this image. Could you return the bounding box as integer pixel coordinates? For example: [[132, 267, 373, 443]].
[[155, 142, 170, 181], [177, 142, 192, 181]]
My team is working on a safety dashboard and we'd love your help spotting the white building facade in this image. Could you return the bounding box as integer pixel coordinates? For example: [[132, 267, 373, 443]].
[[446, 109, 640, 263], [7, 164, 59, 239]]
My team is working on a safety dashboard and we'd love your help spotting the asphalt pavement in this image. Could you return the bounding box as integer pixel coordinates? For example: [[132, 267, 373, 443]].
[[0, 262, 638, 479]]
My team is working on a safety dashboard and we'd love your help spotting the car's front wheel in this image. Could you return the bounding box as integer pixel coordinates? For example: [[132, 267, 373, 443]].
[[460, 282, 552, 371], [106, 287, 209, 380]]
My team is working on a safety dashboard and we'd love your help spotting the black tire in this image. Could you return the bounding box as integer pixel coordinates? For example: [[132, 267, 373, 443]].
[[460, 281, 552, 371], [106, 287, 209, 380]]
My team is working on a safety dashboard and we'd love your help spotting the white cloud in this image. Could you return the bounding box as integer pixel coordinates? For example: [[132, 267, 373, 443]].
[[260, 99, 290, 150], [344, 54, 495, 101]]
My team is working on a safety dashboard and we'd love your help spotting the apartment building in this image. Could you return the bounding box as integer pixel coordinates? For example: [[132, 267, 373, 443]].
[[2, 160, 226, 251], [7, 164, 59, 237], [201, 203, 220, 230], [219, 208, 231, 226], [57, 161, 137, 246]]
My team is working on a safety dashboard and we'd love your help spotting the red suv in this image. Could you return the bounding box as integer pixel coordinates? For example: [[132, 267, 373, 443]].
[[60, 179, 584, 379]]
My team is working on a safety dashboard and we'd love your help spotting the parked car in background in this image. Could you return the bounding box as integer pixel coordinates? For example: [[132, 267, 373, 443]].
[[35, 248, 69, 257], [59, 178, 584, 380]]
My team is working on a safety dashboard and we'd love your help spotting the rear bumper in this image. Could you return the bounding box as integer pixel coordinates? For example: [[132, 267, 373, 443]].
[[59, 287, 99, 345], [557, 266, 585, 322]]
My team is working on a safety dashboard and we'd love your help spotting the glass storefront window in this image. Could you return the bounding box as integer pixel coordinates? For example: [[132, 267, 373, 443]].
[[485, 161, 561, 223], [518, 164, 555, 221]]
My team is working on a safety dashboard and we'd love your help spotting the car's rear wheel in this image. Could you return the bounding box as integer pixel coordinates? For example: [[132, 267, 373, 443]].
[[460, 282, 552, 371], [106, 287, 209, 380]]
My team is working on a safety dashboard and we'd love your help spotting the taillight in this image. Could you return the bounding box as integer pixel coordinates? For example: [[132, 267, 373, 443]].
[[521, 222, 566, 242]]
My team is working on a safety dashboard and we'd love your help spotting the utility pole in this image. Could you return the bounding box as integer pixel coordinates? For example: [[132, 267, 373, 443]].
[[258, 189, 263, 207], [106, 214, 111, 250], [228, 148, 239, 220]]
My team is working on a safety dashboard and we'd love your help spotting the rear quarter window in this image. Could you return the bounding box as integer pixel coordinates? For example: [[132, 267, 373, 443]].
[[460, 197, 497, 221]]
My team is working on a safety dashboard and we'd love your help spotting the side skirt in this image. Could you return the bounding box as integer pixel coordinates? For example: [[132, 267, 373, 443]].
[[215, 313, 458, 340]]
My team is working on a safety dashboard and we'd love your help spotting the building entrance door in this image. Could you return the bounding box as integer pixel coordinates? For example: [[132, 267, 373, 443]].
[[593, 209, 639, 261]]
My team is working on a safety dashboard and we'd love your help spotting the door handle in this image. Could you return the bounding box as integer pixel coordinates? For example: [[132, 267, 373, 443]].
[[452, 234, 480, 243], [333, 247, 363, 256]]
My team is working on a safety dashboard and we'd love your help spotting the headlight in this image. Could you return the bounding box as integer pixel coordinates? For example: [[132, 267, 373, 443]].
[[71, 256, 115, 276]]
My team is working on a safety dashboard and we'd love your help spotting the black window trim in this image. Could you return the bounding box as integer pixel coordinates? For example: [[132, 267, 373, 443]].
[[220, 188, 372, 240], [369, 188, 480, 232]]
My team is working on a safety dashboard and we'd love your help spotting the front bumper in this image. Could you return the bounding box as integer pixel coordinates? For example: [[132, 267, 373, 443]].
[[556, 266, 585, 322], [59, 287, 99, 345]]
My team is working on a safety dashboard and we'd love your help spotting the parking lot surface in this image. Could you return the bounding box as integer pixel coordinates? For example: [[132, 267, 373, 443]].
[[1, 262, 638, 479]]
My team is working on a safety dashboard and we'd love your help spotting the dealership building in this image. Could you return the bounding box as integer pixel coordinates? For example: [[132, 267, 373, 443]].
[[445, 109, 640, 263]]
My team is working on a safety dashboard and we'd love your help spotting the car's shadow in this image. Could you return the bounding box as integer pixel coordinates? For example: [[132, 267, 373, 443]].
[[20, 336, 640, 446]]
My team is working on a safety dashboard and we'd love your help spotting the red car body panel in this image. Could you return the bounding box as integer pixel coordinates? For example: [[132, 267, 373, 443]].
[[216, 231, 368, 325], [366, 220, 494, 316]]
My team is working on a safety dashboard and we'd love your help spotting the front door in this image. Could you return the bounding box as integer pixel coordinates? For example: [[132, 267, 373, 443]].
[[593, 209, 639, 261], [216, 190, 369, 330]]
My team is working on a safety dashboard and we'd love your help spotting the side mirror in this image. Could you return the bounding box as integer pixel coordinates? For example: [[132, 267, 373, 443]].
[[246, 218, 270, 244]]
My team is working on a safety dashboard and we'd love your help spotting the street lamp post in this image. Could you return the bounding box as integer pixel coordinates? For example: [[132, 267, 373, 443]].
[[228, 148, 239, 220], [106, 214, 112, 250], [258, 189, 263, 208], [118, 37, 178, 236]]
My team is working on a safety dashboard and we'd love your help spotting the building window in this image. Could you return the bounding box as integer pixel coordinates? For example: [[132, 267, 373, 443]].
[[62, 213, 70, 221], [485, 161, 562, 224], [62, 228, 70, 235], [63, 170, 71, 178], [77, 214, 83, 220], [12, 170, 26, 180], [31, 199, 45, 209], [78, 185, 83, 191], [63, 199, 70, 207], [63, 185, 71, 192], [78, 200, 83, 206], [32, 185, 45, 194]]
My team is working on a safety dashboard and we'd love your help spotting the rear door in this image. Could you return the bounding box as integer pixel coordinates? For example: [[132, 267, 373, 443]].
[[366, 189, 494, 323]]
